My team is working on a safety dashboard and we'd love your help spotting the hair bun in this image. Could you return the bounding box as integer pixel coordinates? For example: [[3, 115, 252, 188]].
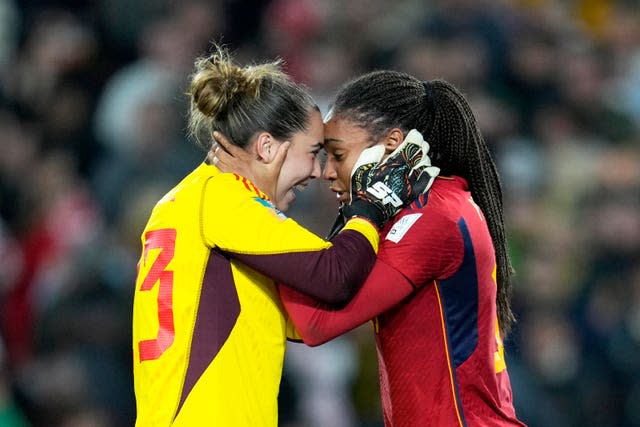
[[189, 50, 261, 118], [186, 44, 303, 149]]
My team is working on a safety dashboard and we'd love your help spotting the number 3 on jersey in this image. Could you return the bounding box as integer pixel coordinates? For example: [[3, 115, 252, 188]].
[[492, 265, 506, 374], [136, 228, 176, 362]]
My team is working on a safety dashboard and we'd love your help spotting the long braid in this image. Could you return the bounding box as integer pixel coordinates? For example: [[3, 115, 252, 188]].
[[332, 71, 515, 336], [427, 81, 515, 335]]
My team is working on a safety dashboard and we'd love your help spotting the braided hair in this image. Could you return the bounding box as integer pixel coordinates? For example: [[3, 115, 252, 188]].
[[331, 70, 516, 336]]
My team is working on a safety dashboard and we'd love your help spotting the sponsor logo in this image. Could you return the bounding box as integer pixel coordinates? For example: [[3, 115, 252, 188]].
[[386, 213, 422, 243], [367, 182, 402, 207]]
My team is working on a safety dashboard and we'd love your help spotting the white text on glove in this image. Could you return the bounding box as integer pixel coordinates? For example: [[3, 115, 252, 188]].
[[367, 182, 402, 207]]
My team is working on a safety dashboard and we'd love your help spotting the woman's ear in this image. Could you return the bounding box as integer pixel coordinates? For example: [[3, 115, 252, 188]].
[[383, 128, 405, 154], [254, 132, 277, 163]]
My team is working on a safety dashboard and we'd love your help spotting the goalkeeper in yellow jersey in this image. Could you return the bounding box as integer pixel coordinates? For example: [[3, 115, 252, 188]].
[[132, 45, 437, 427]]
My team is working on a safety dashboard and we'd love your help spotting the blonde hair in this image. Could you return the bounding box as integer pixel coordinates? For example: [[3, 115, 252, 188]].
[[187, 45, 316, 150]]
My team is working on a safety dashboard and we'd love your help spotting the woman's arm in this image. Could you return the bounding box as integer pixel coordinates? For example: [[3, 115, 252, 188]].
[[205, 132, 379, 305], [229, 218, 380, 305], [280, 204, 464, 346], [279, 259, 414, 346], [206, 130, 437, 306], [202, 172, 380, 305]]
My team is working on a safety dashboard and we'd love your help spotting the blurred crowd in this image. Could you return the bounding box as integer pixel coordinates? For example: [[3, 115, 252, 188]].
[[0, 0, 638, 426]]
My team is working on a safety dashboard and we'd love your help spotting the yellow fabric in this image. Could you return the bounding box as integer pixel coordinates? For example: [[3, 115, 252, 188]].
[[133, 163, 377, 426], [342, 218, 380, 253]]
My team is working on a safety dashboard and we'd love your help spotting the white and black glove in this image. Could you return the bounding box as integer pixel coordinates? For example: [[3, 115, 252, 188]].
[[342, 129, 440, 230]]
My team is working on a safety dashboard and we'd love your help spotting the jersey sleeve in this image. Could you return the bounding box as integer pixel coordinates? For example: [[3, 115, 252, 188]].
[[279, 258, 414, 346], [377, 209, 464, 288], [201, 173, 379, 305]]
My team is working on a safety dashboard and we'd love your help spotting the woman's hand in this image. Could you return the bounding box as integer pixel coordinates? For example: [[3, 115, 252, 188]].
[[208, 131, 253, 176], [344, 129, 439, 229], [208, 131, 290, 203]]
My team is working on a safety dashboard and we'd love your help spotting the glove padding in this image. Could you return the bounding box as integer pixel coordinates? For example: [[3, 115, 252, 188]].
[[342, 129, 440, 230]]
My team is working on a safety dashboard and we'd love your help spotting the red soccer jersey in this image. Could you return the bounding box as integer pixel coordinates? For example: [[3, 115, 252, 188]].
[[281, 176, 526, 427]]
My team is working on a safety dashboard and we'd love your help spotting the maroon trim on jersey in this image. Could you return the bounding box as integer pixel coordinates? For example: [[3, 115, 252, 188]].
[[279, 258, 414, 346], [174, 249, 240, 419], [231, 229, 376, 305]]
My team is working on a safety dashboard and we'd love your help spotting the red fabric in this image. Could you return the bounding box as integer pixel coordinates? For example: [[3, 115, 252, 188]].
[[281, 177, 526, 426], [279, 259, 413, 346]]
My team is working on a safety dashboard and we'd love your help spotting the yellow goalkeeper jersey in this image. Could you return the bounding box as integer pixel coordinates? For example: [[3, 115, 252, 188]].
[[132, 162, 378, 427]]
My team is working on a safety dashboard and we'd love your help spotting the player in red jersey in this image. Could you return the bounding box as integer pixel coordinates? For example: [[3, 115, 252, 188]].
[[276, 72, 527, 426]]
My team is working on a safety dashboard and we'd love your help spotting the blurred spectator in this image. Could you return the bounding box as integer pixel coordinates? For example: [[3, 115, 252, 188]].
[[0, 1, 639, 425], [0, 0, 19, 77], [0, 338, 29, 427]]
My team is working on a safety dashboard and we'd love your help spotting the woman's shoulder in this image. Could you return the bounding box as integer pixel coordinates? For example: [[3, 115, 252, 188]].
[[387, 176, 470, 233]]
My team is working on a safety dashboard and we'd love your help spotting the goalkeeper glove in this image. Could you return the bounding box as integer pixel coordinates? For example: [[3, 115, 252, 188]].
[[342, 129, 440, 230]]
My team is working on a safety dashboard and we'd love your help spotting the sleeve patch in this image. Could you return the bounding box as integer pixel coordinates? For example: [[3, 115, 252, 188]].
[[385, 213, 422, 243]]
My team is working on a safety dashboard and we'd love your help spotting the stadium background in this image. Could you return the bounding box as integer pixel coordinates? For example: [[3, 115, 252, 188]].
[[0, 0, 639, 425]]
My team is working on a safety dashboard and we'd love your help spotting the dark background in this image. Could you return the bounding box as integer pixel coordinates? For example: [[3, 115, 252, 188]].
[[0, 0, 639, 426]]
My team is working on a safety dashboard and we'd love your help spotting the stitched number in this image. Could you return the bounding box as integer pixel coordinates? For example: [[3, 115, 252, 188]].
[[494, 319, 506, 373], [137, 228, 177, 362], [492, 265, 506, 373]]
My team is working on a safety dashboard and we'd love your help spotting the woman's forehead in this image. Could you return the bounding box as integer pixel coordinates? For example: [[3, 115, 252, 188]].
[[323, 117, 371, 146]]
